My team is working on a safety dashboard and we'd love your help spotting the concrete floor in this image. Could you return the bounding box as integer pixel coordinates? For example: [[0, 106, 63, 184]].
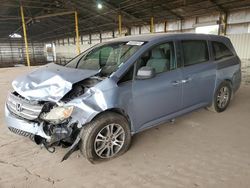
[[0, 66, 250, 188]]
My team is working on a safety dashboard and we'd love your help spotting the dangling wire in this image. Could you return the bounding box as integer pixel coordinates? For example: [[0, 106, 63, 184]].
[[42, 140, 55, 153]]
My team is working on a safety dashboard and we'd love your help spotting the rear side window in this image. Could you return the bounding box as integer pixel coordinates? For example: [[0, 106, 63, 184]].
[[182, 40, 209, 66], [212, 41, 234, 60]]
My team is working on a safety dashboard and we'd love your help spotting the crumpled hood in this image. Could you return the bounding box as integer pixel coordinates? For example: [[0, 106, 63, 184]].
[[12, 63, 98, 102]]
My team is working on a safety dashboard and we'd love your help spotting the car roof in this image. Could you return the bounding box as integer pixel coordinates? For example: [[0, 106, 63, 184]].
[[110, 33, 228, 42]]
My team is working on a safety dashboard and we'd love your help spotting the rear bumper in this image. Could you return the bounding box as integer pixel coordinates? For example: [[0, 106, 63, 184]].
[[5, 104, 51, 140]]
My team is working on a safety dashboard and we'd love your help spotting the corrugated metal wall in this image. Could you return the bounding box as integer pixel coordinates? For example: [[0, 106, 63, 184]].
[[227, 33, 250, 60], [0, 41, 46, 67]]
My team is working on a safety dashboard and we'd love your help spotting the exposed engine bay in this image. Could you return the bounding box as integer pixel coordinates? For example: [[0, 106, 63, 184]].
[[61, 76, 103, 102]]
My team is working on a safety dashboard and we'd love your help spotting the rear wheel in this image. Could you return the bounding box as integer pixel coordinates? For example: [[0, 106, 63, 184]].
[[79, 112, 131, 163], [207, 81, 232, 113]]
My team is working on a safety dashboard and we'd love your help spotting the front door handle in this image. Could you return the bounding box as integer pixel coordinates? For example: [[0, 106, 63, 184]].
[[182, 77, 192, 83]]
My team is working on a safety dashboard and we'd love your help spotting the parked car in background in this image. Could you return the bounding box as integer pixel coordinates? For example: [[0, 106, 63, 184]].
[[5, 33, 241, 162]]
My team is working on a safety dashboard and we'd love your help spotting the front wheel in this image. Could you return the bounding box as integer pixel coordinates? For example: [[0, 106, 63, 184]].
[[79, 112, 131, 163], [207, 81, 232, 113]]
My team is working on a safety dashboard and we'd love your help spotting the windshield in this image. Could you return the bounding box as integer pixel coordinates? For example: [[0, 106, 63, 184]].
[[65, 41, 143, 76]]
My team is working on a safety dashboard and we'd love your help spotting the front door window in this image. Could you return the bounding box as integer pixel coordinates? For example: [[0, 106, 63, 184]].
[[136, 42, 176, 74]]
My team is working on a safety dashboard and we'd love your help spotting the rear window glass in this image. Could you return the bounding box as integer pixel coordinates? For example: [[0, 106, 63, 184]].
[[182, 40, 209, 66], [212, 41, 234, 60]]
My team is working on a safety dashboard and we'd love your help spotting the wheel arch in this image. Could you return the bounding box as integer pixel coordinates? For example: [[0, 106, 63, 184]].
[[90, 108, 134, 133], [216, 78, 233, 93], [224, 79, 233, 87]]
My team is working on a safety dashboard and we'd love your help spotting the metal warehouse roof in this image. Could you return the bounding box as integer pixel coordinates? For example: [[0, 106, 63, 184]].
[[0, 0, 249, 42]]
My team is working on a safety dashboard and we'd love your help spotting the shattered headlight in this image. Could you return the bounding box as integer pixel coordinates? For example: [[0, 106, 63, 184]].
[[41, 106, 74, 123]]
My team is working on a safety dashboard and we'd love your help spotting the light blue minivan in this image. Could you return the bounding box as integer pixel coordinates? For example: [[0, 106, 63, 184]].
[[5, 33, 241, 162]]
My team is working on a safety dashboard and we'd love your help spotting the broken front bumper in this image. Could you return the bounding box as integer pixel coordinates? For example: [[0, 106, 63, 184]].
[[5, 104, 51, 140]]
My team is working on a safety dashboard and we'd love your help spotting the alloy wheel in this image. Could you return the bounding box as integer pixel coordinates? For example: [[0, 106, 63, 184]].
[[94, 123, 125, 158], [217, 86, 230, 109]]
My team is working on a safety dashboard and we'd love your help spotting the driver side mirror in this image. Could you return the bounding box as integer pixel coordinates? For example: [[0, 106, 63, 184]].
[[136, 66, 156, 80]]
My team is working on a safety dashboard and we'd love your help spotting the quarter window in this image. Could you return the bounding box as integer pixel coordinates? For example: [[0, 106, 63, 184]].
[[182, 40, 209, 66], [212, 41, 233, 60], [118, 65, 134, 84]]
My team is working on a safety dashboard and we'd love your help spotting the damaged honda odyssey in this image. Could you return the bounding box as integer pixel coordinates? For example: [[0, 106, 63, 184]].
[[5, 33, 241, 162]]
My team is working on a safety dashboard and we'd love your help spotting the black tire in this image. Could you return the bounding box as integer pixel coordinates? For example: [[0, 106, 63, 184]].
[[79, 112, 131, 163], [207, 81, 232, 113]]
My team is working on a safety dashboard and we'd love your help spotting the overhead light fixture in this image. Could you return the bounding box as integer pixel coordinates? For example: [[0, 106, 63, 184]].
[[9, 33, 22, 38], [97, 3, 102, 9], [97, 0, 103, 9]]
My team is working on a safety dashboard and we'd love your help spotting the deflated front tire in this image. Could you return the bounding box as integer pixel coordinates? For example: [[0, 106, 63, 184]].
[[79, 112, 131, 163]]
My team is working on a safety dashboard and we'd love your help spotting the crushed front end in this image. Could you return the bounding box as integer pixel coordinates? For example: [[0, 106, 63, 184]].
[[4, 63, 105, 160], [5, 92, 80, 153]]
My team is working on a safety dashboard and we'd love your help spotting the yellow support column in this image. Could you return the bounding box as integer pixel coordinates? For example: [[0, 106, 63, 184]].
[[20, 5, 30, 67], [118, 14, 122, 36], [150, 16, 154, 33], [75, 11, 80, 54], [164, 20, 167, 32]]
